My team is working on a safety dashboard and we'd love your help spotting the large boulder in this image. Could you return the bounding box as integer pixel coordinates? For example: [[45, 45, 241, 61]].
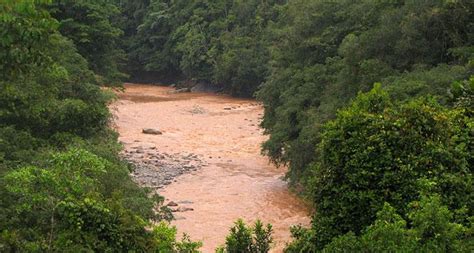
[[142, 128, 162, 135]]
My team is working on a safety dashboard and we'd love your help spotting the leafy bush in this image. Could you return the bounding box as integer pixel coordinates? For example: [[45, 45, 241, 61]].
[[152, 222, 202, 253], [217, 219, 273, 253], [0, 148, 200, 252], [322, 193, 473, 253], [284, 85, 473, 250]]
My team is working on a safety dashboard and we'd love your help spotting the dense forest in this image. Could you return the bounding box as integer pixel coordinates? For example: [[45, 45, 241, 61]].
[[0, 0, 201, 252], [1, 0, 473, 252]]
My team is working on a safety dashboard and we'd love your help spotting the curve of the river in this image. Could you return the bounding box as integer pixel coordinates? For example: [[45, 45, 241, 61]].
[[112, 84, 310, 252]]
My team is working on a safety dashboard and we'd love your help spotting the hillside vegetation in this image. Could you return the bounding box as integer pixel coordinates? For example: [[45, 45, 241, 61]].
[[1, 0, 472, 252], [0, 1, 199, 251]]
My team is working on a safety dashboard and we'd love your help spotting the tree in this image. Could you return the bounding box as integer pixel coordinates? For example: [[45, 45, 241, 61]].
[[322, 193, 473, 252], [1, 148, 200, 252], [217, 219, 273, 253], [123, 0, 280, 96], [288, 85, 472, 250], [257, 0, 474, 189], [49, 0, 127, 84], [0, 0, 57, 80], [1, 2, 196, 252]]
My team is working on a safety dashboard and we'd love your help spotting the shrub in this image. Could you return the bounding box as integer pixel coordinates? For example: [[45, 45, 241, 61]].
[[152, 223, 202, 253], [217, 219, 273, 253], [322, 192, 473, 252]]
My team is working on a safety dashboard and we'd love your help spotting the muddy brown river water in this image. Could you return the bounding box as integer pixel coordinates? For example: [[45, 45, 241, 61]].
[[112, 84, 310, 252]]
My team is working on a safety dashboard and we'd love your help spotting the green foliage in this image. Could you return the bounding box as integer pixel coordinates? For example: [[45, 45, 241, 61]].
[[1, 149, 200, 252], [1, 1, 199, 252], [48, 0, 127, 84], [0, 2, 111, 139], [384, 64, 469, 104], [2, 149, 133, 251], [450, 76, 474, 112], [152, 223, 202, 253], [0, 126, 40, 170], [257, 0, 474, 189], [289, 191, 473, 253], [285, 86, 473, 250], [284, 225, 317, 253], [124, 0, 282, 96], [2, 0, 474, 252], [217, 219, 273, 253], [321, 194, 473, 253], [0, 0, 56, 80]]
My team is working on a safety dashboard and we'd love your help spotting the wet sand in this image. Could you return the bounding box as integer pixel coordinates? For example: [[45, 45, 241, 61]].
[[112, 84, 310, 252]]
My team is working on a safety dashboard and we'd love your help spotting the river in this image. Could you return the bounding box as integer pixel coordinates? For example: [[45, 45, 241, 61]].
[[112, 84, 310, 252]]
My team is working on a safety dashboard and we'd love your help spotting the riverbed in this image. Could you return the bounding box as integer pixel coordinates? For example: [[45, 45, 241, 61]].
[[112, 84, 310, 252]]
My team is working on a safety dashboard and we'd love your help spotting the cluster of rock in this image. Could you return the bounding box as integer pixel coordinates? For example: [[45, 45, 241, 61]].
[[169, 87, 191, 94], [166, 201, 194, 213], [170, 80, 223, 93], [121, 145, 206, 189]]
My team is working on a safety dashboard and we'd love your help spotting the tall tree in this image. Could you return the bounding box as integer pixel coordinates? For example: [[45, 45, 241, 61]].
[[49, 0, 127, 84]]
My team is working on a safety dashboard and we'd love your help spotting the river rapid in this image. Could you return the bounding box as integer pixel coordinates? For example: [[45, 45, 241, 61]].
[[112, 84, 310, 252]]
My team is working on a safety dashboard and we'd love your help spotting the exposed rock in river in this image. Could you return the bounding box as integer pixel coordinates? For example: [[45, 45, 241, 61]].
[[121, 145, 205, 189], [171, 206, 194, 212], [142, 128, 162, 135], [170, 88, 190, 94], [167, 201, 178, 207], [113, 84, 311, 252]]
